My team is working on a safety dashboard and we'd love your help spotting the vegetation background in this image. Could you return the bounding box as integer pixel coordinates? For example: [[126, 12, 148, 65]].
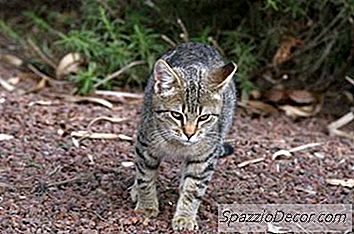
[[0, 0, 353, 114]]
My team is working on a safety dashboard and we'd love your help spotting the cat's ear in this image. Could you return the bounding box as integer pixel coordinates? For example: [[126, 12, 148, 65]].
[[153, 59, 182, 95], [209, 62, 237, 90]]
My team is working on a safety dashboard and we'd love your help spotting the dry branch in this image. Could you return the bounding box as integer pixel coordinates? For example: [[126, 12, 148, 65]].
[[177, 18, 189, 42], [0, 77, 16, 92], [95, 90, 144, 99], [27, 38, 57, 69], [87, 116, 128, 129], [94, 60, 145, 88]]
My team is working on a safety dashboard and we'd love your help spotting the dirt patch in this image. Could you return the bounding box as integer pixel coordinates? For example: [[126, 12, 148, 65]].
[[0, 65, 353, 233]]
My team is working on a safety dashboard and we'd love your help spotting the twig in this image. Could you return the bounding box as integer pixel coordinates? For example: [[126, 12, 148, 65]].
[[208, 36, 225, 56], [290, 12, 347, 61], [161, 34, 177, 47], [27, 38, 57, 69], [94, 60, 145, 88], [87, 116, 128, 130], [345, 76, 354, 86], [63, 95, 114, 109], [288, 142, 323, 153], [47, 173, 92, 187], [95, 90, 144, 99], [93, 211, 107, 222], [177, 18, 189, 42], [27, 64, 71, 86], [307, 34, 337, 74], [237, 157, 265, 168], [47, 165, 63, 177], [328, 111, 354, 130], [0, 77, 16, 92], [71, 130, 133, 141], [27, 64, 51, 81], [311, 9, 345, 46], [328, 111, 354, 140], [329, 129, 354, 140], [272, 142, 323, 160]]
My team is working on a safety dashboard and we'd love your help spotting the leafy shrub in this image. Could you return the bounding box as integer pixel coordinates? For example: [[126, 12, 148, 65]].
[[0, 0, 353, 95]]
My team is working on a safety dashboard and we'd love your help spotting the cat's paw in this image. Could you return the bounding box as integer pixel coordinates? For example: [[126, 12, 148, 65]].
[[135, 202, 159, 218], [172, 215, 199, 231]]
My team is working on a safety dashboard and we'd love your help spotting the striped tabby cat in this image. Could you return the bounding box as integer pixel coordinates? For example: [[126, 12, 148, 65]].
[[131, 42, 237, 231]]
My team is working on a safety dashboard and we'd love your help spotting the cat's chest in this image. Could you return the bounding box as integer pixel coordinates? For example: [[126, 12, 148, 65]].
[[149, 140, 208, 158]]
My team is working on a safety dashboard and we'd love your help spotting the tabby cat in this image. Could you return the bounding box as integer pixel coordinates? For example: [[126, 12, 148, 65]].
[[131, 42, 237, 231]]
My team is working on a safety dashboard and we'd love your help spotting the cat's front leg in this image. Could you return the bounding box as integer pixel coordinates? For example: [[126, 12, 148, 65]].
[[131, 142, 160, 218], [172, 148, 218, 231]]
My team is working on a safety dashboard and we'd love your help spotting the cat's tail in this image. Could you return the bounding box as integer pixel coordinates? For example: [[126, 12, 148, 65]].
[[219, 143, 234, 158]]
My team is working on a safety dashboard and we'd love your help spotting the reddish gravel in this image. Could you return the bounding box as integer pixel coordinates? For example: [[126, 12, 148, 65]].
[[0, 66, 353, 233]]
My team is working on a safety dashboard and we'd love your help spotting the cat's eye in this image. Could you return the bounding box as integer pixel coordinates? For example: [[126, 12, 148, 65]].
[[170, 111, 183, 120], [198, 114, 211, 122]]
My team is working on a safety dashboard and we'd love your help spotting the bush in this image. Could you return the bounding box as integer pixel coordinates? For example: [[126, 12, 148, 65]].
[[0, 0, 353, 95]]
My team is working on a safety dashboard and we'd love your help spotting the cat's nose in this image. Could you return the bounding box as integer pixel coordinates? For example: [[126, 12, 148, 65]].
[[183, 124, 196, 140]]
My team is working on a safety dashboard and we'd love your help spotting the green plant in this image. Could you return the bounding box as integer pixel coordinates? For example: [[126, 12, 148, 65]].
[[222, 31, 259, 94], [1, 0, 352, 96]]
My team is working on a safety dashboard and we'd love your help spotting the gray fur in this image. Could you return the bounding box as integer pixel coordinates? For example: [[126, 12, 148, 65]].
[[131, 42, 237, 231]]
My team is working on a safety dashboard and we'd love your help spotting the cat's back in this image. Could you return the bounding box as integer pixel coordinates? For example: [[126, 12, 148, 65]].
[[160, 42, 224, 70]]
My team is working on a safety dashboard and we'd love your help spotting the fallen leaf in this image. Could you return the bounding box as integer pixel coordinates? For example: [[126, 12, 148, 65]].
[[325, 178, 354, 188], [238, 100, 278, 114], [264, 89, 286, 103], [279, 104, 320, 118], [0, 54, 23, 67], [272, 37, 303, 66], [288, 90, 316, 104], [0, 134, 14, 141], [237, 157, 265, 168], [247, 100, 279, 113], [27, 78, 47, 93], [56, 53, 84, 79]]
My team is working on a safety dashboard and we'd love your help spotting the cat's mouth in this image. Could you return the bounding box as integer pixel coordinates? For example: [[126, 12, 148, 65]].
[[170, 129, 201, 145]]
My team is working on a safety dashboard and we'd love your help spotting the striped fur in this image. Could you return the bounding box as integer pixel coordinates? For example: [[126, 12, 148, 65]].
[[131, 42, 237, 231]]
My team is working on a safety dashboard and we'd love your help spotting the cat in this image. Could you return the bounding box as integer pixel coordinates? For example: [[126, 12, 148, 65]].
[[131, 42, 237, 231]]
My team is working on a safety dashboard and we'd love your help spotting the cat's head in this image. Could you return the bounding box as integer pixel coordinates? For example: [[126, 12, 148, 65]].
[[152, 59, 237, 145]]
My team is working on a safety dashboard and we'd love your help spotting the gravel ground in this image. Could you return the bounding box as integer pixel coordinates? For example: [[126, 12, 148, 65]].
[[0, 65, 353, 233]]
